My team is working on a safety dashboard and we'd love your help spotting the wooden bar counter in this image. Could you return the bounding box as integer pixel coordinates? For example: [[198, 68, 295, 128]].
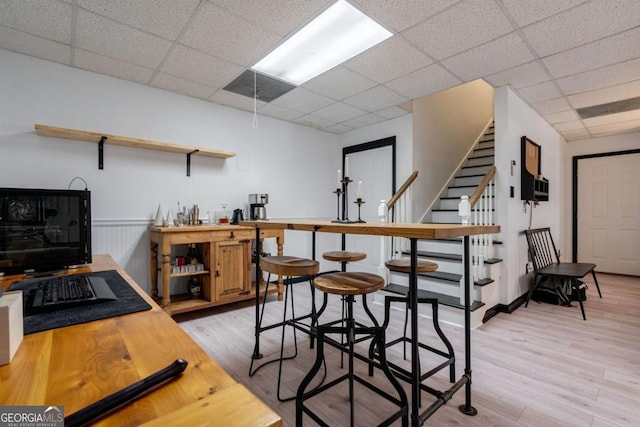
[[0, 254, 282, 427]]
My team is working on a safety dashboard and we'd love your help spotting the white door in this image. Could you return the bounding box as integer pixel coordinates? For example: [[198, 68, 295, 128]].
[[344, 145, 394, 274], [577, 152, 640, 275]]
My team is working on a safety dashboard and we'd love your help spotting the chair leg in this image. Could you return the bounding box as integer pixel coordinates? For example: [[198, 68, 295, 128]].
[[277, 277, 298, 402], [592, 270, 602, 298]]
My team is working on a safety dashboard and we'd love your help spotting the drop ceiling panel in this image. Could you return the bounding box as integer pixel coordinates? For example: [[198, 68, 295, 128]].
[[517, 81, 561, 104], [74, 49, 154, 84], [544, 110, 580, 124], [442, 32, 534, 81], [312, 102, 366, 123], [257, 103, 305, 122], [484, 61, 550, 90], [568, 80, 640, 108], [500, 0, 590, 27], [160, 45, 245, 88], [210, 0, 332, 37], [150, 72, 216, 99], [75, 10, 172, 69], [344, 36, 433, 84], [271, 87, 334, 114], [533, 97, 573, 115], [542, 27, 640, 79], [179, 2, 281, 67], [556, 58, 640, 95], [352, 0, 457, 32], [583, 109, 640, 127], [554, 120, 586, 132], [521, 0, 640, 57], [0, 0, 72, 43], [209, 89, 266, 112], [588, 118, 640, 136], [77, 0, 200, 39], [385, 64, 461, 99], [303, 66, 377, 100], [342, 112, 386, 128], [0, 27, 70, 64], [402, 0, 514, 60], [343, 85, 408, 112]]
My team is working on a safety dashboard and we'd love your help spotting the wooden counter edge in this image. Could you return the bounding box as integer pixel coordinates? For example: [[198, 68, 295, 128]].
[[139, 383, 282, 427]]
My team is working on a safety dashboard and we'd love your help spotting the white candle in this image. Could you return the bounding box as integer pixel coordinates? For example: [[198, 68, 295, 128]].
[[337, 169, 341, 187], [357, 181, 363, 198], [344, 157, 349, 177]]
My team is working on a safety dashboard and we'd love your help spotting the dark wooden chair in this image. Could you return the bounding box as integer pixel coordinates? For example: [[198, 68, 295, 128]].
[[525, 227, 602, 320]]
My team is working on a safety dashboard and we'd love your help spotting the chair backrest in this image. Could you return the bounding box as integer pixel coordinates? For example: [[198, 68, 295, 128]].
[[525, 227, 560, 272]]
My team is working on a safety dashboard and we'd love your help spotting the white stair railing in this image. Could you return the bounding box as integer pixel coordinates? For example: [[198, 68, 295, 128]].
[[468, 166, 496, 282]]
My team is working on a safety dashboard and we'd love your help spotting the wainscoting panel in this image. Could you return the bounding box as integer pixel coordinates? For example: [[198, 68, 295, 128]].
[[92, 219, 153, 295]]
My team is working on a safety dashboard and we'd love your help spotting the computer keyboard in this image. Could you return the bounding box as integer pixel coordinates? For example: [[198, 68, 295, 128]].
[[9, 274, 119, 312]]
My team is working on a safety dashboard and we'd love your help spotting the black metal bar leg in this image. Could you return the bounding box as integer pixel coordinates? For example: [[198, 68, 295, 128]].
[[409, 238, 419, 427], [459, 235, 477, 416], [252, 226, 263, 361]]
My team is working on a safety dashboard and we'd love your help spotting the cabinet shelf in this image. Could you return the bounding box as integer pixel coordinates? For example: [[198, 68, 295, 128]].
[[170, 270, 210, 279], [35, 123, 235, 176]]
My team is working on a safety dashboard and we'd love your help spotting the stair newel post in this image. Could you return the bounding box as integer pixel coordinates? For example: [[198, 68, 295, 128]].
[[473, 201, 479, 282], [479, 190, 485, 279], [488, 176, 494, 259]]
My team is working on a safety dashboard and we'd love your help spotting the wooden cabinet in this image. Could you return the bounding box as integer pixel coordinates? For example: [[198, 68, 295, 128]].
[[149, 225, 284, 315]]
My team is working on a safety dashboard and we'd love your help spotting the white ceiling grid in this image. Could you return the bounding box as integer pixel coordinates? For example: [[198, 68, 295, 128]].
[[0, 0, 639, 140]]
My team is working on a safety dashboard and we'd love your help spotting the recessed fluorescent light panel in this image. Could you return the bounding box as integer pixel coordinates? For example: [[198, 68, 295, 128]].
[[251, 0, 392, 85]]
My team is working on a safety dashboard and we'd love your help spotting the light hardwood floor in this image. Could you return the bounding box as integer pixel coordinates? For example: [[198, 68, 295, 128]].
[[177, 273, 640, 426]]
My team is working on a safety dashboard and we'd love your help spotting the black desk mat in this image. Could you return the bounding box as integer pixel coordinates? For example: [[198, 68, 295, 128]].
[[10, 270, 152, 335]]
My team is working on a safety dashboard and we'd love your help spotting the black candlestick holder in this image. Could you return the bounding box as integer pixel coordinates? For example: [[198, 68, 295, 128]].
[[331, 188, 343, 222], [354, 198, 366, 223]]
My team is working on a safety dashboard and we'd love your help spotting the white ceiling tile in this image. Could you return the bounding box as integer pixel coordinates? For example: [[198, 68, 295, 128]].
[[352, 0, 458, 32], [341, 112, 386, 128], [560, 128, 590, 140], [553, 120, 585, 131], [517, 81, 561, 104], [209, 89, 266, 112], [303, 66, 377, 100], [568, 80, 640, 108], [271, 87, 335, 114], [0, 27, 70, 65], [312, 102, 366, 123], [556, 58, 640, 96], [75, 10, 172, 69], [160, 44, 244, 88], [77, 0, 200, 39], [442, 32, 534, 81], [588, 119, 640, 136], [180, 2, 281, 67], [543, 27, 640, 79], [74, 49, 154, 84], [343, 85, 409, 112], [532, 97, 572, 114], [345, 36, 433, 84], [500, 0, 589, 27], [210, 0, 331, 37], [522, 0, 640, 57], [544, 110, 580, 124], [150, 72, 216, 99], [375, 105, 411, 119], [0, 0, 72, 43], [294, 114, 334, 130], [385, 64, 462, 99], [484, 61, 550, 89], [402, 0, 514, 60], [257, 103, 305, 122], [325, 123, 354, 134], [582, 109, 640, 127]]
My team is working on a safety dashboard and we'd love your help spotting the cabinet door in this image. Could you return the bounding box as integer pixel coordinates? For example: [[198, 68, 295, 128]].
[[214, 240, 250, 301]]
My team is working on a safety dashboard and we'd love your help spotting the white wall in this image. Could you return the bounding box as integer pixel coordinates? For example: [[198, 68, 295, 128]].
[[0, 49, 340, 289], [412, 80, 494, 220], [494, 86, 566, 304]]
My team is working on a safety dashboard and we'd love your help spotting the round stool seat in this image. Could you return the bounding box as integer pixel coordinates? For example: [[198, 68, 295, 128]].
[[261, 256, 319, 277], [314, 272, 384, 296], [385, 258, 438, 273], [322, 250, 367, 263]]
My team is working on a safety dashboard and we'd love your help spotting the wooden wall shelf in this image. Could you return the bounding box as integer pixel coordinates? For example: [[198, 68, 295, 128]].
[[34, 123, 236, 175]]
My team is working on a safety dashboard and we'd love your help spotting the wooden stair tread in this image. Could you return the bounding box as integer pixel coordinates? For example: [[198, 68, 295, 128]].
[[383, 283, 485, 311]]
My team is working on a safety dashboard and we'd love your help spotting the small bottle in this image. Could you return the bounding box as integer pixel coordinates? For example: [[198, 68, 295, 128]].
[[458, 195, 471, 225]]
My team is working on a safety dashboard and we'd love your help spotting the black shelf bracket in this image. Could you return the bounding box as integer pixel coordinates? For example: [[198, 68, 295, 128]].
[[98, 136, 107, 170], [186, 149, 199, 177]]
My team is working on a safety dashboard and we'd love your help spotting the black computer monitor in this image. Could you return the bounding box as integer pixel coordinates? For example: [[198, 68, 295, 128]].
[[0, 187, 91, 275]]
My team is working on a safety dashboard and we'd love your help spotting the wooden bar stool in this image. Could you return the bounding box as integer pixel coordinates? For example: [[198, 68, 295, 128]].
[[249, 256, 320, 402], [369, 258, 456, 406], [296, 272, 408, 427]]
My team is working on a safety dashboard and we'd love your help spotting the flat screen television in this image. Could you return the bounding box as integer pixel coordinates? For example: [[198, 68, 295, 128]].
[[0, 187, 91, 276]]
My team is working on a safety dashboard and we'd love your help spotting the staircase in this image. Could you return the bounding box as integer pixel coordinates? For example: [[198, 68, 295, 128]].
[[382, 122, 501, 328]]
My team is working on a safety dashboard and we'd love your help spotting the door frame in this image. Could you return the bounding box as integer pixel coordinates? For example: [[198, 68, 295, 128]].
[[342, 136, 397, 219], [571, 148, 640, 262]]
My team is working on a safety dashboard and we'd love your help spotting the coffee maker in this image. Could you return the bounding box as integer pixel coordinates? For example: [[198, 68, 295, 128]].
[[249, 194, 268, 220]]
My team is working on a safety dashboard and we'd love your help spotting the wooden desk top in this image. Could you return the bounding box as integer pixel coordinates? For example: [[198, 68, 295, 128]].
[[0, 255, 281, 427], [241, 219, 500, 239]]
